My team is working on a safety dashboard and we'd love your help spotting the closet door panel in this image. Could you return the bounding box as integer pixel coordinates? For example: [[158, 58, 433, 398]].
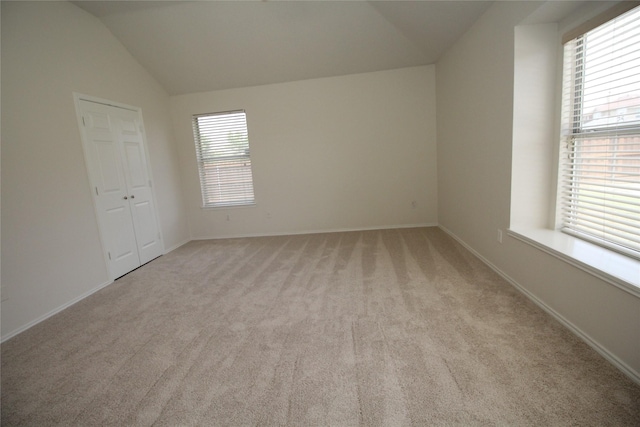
[[79, 100, 141, 279], [113, 108, 164, 265]]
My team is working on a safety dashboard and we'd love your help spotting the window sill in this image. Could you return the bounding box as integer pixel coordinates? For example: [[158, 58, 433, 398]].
[[201, 203, 257, 210], [508, 227, 640, 298]]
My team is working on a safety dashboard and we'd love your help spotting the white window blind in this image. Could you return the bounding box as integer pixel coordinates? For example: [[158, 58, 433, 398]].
[[192, 110, 255, 208], [559, 5, 640, 259]]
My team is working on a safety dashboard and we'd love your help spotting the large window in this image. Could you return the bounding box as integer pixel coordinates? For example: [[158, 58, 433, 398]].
[[192, 110, 255, 208], [559, 5, 640, 259]]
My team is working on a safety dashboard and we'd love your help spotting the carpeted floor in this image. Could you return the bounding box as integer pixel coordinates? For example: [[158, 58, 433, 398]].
[[2, 227, 639, 425]]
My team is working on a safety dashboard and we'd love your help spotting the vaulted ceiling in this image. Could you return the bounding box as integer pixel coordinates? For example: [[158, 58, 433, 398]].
[[73, 1, 494, 95]]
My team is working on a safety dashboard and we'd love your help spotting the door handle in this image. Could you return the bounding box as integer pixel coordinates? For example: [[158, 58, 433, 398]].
[[130, 195, 135, 199], [123, 196, 128, 200]]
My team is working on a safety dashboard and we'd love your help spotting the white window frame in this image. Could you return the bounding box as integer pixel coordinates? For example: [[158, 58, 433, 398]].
[[192, 110, 256, 209], [558, 5, 640, 261]]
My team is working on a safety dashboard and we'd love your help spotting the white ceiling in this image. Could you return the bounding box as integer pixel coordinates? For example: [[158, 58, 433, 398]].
[[73, 1, 494, 95]]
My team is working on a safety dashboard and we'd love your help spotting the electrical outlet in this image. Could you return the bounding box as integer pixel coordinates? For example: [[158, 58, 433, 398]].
[[411, 200, 417, 209], [497, 229, 503, 243]]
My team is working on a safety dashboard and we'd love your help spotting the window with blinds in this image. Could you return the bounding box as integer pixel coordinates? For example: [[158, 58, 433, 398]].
[[192, 110, 255, 208], [559, 5, 640, 259]]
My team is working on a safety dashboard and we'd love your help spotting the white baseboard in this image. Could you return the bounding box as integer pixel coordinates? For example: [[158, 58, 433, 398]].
[[1, 225, 435, 343], [438, 225, 640, 386], [191, 223, 439, 241], [164, 238, 191, 254], [1, 279, 113, 343]]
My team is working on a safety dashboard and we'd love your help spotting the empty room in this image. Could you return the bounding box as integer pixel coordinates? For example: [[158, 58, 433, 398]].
[[2, 0, 639, 425]]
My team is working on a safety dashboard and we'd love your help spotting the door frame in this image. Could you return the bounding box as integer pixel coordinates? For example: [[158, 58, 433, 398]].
[[73, 92, 165, 281]]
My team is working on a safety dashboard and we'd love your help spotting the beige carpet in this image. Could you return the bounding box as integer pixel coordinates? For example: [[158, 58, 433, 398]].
[[2, 227, 639, 426]]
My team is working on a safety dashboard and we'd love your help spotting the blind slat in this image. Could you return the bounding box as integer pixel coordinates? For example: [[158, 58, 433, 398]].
[[562, 1, 640, 44]]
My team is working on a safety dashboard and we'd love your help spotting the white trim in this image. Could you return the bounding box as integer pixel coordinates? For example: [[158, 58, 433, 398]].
[[74, 92, 139, 112], [200, 203, 257, 211], [164, 238, 191, 254], [1, 279, 113, 343], [508, 227, 640, 298], [0, 235, 188, 343], [439, 225, 640, 386], [191, 223, 439, 241]]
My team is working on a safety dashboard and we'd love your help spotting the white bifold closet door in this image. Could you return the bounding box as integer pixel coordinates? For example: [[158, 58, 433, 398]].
[[78, 98, 164, 280]]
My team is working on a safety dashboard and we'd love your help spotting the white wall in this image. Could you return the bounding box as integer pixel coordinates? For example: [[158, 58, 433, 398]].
[[512, 23, 559, 229], [1, 1, 189, 339], [171, 66, 437, 239], [5, 0, 636, 383], [437, 1, 640, 381]]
